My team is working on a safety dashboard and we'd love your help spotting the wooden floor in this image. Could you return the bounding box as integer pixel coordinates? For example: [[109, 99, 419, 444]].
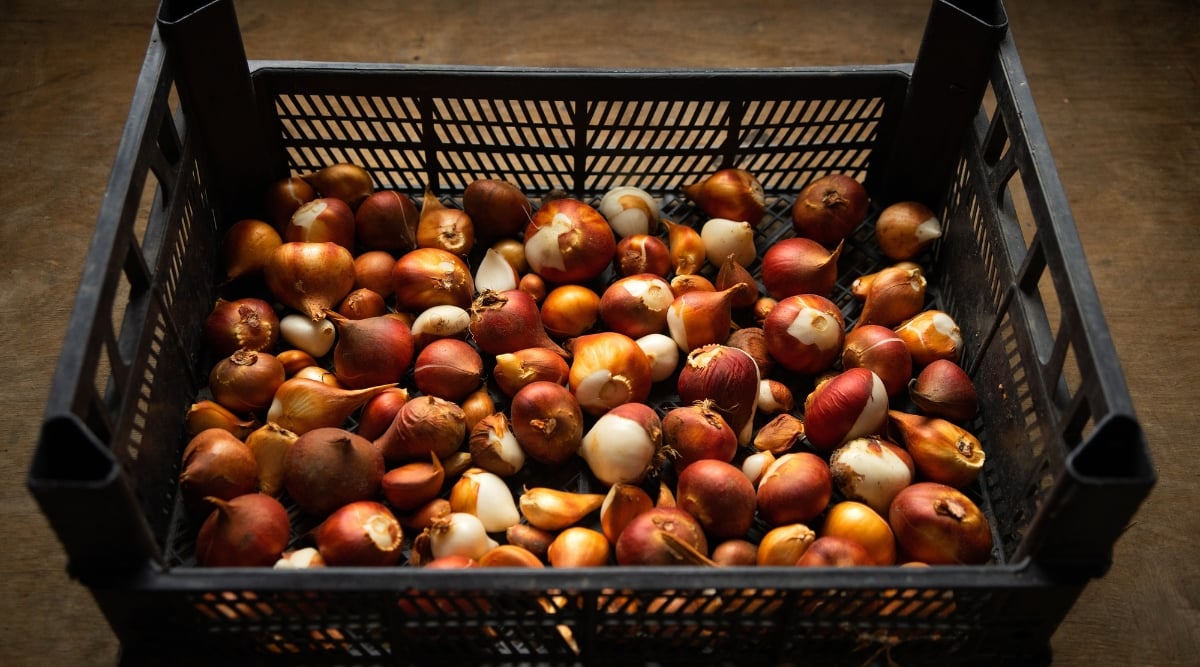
[[2, 1, 1197, 664]]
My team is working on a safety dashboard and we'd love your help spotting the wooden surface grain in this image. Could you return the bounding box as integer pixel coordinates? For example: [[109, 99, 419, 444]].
[[2, 1, 1196, 664]]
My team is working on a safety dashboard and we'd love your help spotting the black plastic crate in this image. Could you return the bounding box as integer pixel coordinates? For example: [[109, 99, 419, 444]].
[[29, 1, 1154, 665]]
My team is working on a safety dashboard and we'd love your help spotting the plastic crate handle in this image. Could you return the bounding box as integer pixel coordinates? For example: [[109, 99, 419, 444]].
[[157, 0, 282, 219], [882, 0, 1008, 208]]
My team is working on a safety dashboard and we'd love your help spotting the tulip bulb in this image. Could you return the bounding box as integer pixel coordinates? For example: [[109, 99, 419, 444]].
[[267, 378, 395, 435], [791, 173, 869, 248], [392, 247, 475, 313], [677, 344, 760, 446], [355, 190, 419, 253], [567, 332, 653, 416], [598, 185, 660, 237], [381, 452, 446, 512], [185, 400, 256, 440], [896, 309, 964, 367], [875, 201, 942, 260], [841, 324, 914, 398], [762, 294, 845, 375], [578, 402, 663, 485], [700, 218, 756, 267], [760, 237, 842, 299], [662, 219, 705, 275], [417, 186, 475, 257], [855, 264, 927, 329], [286, 197, 355, 250], [909, 359, 978, 423], [493, 347, 571, 397], [195, 494, 290, 567], [524, 198, 616, 285], [752, 413, 805, 456], [509, 381, 584, 465], [682, 168, 765, 228], [449, 468, 521, 533], [666, 284, 750, 353], [468, 413, 526, 477], [661, 399, 740, 471], [803, 368, 889, 452], [548, 527, 611, 568], [463, 178, 532, 243], [519, 487, 606, 532], [614, 234, 671, 277], [470, 289, 568, 357], [887, 410, 985, 489], [302, 163, 374, 210], [755, 452, 833, 527], [600, 483, 655, 544], [264, 242, 356, 320], [221, 219, 282, 283]]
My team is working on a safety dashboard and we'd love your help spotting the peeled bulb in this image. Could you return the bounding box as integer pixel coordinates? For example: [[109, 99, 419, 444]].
[[598, 185, 659, 237], [700, 218, 756, 267], [279, 314, 336, 358], [578, 402, 663, 485], [635, 333, 680, 383], [829, 436, 915, 516], [449, 468, 521, 533], [474, 247, 520, 293], [243, 423, 298, 497]]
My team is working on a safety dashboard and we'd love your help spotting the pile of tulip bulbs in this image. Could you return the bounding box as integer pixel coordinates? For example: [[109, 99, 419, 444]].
[[183, 162, 993, 571]]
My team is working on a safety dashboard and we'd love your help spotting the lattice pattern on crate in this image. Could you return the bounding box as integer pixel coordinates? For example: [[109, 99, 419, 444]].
[[268, 87, 888, 199], [163, 584, 998, 665]]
